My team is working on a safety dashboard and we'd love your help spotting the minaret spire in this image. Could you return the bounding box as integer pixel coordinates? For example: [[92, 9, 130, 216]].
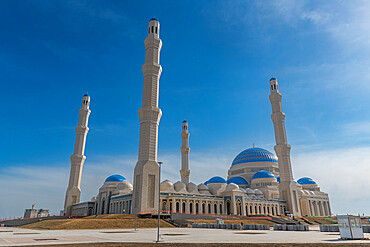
[[180, 120, 190, 184], [64, 93, 91, 216], [269, 77, 301, 215], [132, 18, 163, 214]]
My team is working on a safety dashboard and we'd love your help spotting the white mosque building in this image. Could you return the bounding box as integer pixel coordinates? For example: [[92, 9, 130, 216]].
[[64, 18, 331, 218]]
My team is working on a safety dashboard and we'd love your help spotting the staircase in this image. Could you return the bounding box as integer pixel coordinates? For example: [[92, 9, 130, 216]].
[[268, 215, 299, 225]]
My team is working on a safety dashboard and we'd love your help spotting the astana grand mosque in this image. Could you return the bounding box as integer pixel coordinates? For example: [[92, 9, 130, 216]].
[[63, 18, 332, 218]]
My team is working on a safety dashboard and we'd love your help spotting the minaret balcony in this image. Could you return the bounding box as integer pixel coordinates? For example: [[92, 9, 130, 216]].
[[142, 63, 162, 75], [144, 38, 162, 49], [138, 106, 162, 124], [70, 154, 86, 164]]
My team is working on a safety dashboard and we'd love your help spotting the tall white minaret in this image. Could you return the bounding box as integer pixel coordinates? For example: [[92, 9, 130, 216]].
[[132, 18, 162, 214], [180, 120, 190, 184], [64, 93, 91, 216], [269, 77, 301, 215]]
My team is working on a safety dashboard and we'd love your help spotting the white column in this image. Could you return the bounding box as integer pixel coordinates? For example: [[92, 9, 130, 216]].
[[64, 94, 91, 216], [180, 120, 190, 184], [269, 77, 301, 216], [133, 18, 163, 214]]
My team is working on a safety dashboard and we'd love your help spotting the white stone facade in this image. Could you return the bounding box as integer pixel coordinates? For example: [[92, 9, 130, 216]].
[[132, 17, 162, 214], [68, 18, 332, 217]]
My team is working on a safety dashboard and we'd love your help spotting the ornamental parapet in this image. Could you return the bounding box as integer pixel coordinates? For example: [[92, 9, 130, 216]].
[[79, 108, 91, 116], [274, 144, 291, 155], [269, 93, 282, 102], [181, 132, 190, 138], [138, 106, 162, 124], [142, 63, 162, 76], [70, 154, 86, 164], [271, 112, 285, 122], [76, 126, 89, 134], [144, 37, 162, 49]]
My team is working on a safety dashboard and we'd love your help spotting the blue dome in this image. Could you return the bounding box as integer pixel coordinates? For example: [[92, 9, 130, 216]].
[[231, 147, 278, 167], [297, 177, 316, 185], [227, 177, 248, 185], [105, 174, 126, 182], [252, 170, 276, 180], [205, 176, 226, 185], [270, 77, 276, 81], [150, 17, 158, 21]]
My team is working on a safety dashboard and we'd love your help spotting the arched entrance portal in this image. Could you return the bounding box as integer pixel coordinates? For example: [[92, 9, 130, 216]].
[[101, 200, 105, 214], [236, 200, 242, 215], [226, 200, 231, 215]]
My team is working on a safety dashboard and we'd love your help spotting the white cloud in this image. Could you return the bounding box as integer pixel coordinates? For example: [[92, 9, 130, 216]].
[[0, 151, 233, 218], [214, 0, 370, 52], [293, 146, 370, 215], [0, 155, 137, 219], [2, 145, 370, 218], [342, 121, 370, 137]]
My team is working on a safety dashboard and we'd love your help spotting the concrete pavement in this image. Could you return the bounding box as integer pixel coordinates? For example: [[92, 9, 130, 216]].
[[1, 226, 370, 246]]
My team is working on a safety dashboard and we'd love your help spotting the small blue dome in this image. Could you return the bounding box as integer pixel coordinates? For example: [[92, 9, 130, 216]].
[[205, 176, 226, 185], [270, 77, 276, 81], [183, 120, 187, 123], [227, 177, 248, 185], [231, 147, 277, 167], [150, 17, 158, 22], [83, 93, 88, 97], [297, 177, 316, 185], [105, 174, 126, 182], [252, 170, 275, 180]]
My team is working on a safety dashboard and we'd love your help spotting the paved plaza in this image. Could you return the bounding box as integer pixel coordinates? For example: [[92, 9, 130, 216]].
[[1, 226, 370, 246]]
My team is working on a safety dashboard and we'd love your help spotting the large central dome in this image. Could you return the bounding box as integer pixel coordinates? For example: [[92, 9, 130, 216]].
[[231, 147, 278, 167]]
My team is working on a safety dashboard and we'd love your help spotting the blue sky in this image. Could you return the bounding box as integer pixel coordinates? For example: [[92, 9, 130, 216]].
[[1, 0, 370, 218]]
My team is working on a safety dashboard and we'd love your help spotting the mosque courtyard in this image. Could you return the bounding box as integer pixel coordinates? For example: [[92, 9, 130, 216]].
[[1, 226, 370, 246]]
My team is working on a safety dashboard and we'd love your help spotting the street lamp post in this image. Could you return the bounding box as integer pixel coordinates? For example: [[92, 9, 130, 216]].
[[156, 161, 163, 243]]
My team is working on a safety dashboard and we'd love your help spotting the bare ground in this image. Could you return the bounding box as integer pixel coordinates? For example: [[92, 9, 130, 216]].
[[20, 215, 173, 230], [20, 243, 370, 247]]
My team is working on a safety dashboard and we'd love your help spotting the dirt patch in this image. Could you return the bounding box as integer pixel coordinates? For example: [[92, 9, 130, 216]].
[[20, 243, 370, 247], [21, 217, 174, 230], [13, 232, 40, 235]]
